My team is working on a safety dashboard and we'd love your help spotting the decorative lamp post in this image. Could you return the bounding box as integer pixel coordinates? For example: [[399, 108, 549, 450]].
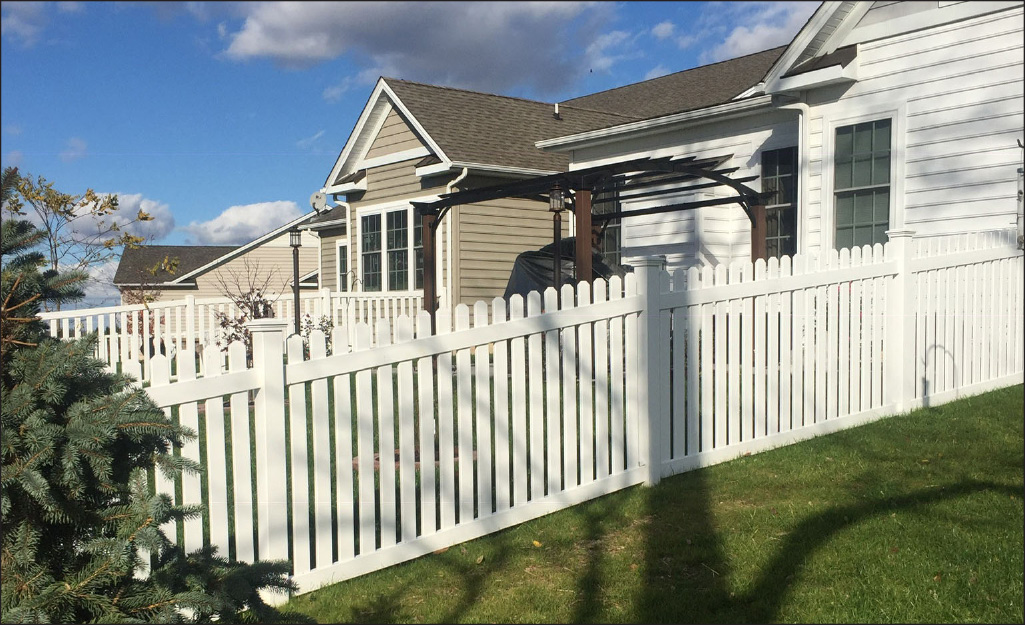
[[550, 181, 566, 302], [290, 226, 302, 336]]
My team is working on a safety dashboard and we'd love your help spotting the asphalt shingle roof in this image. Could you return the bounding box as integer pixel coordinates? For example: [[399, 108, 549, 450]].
[[560, 46, 787, 121], [113, 245, 237, 285], [385, 79, 637, 172]]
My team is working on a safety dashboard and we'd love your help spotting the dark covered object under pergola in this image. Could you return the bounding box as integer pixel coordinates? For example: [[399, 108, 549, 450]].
[[412, 153, 771, 317]]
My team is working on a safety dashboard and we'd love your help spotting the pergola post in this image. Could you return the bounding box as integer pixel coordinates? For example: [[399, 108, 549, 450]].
[[421, 210, 438, 326], [574, 189, 592, 283]]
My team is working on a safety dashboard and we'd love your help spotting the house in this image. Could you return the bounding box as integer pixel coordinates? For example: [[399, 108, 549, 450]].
[[113, 212, 320, 304], [534, 0, 1024, 272], [311, 78, 635, 310]]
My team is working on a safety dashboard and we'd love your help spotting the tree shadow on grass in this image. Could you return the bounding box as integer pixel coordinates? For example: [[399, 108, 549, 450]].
[[638, 475, 1021, 623]]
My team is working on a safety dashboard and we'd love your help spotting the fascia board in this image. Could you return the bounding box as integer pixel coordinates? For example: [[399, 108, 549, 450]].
[[536, 95, 774, 152], [770, 54, 859, 94], [170, 211, 319, 284], [323, 79, 388, 189], [322, 177, 368, 195], [416, 161, 559, 179], [762, 1, 846, 93]]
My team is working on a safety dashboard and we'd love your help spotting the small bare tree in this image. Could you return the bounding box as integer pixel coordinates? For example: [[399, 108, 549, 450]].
[[212, 258, 285, 357]]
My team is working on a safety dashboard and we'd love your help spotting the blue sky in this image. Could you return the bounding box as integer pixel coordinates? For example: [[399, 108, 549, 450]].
[[1, 1, 817, 295]]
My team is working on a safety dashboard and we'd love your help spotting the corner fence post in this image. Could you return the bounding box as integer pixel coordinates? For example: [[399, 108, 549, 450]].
[[884, 229, 916, 412], [246, 318, 289, 564], [633, 256, 666, 486]]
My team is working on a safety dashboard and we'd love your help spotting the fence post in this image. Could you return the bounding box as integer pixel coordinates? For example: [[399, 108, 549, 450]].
[[246, 318, 289, 565], [320, 287, 332, 322], [633, 256, 666, 487], [884, 229, 917, 412]]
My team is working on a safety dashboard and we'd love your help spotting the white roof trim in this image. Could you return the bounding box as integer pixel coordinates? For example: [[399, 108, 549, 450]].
[[761, 1, 845, 93], [770, 52, 859, 94], [358, 146, 430, 170], [170, 210, 318, 284], [536, 95, 774, 152], [415, 160, 559, 179], [323, 79, 450, 190]]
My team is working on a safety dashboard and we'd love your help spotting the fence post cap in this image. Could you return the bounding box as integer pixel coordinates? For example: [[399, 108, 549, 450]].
[[632, 255, 667, 268], [245, 318, 289, 333]]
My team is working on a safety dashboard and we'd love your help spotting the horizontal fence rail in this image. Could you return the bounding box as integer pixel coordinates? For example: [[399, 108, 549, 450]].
[[59, 228, 1024, 604], [38, 289, 424, 382]]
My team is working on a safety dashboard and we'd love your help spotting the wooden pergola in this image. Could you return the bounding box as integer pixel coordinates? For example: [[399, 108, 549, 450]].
[[412, 153, 772, 316]]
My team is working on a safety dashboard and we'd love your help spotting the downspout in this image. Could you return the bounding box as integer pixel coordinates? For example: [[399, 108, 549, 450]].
[[443, 167, 468, 310], [777, 99, 811, 255]]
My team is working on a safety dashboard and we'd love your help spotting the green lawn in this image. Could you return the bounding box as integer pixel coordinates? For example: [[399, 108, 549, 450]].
[[283, 384, 1024, 623]]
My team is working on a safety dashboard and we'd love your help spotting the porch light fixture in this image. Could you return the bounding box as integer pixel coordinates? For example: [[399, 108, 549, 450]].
[[290, 226, 302, 336], [550, 181, 566, 302]]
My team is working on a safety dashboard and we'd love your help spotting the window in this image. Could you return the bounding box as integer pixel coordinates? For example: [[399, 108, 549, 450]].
[[361, 214, 382, 291], [359, 206, 423, 293], [761, 146, 798, 259], [414, 213, 424, 290], [834, 118, 891, 249], [386, 210, 408, 291], [337, 243, 349, 292], [593, 184, 622, 267]]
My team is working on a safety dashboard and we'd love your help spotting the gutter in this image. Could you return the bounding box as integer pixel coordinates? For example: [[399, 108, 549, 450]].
[[443, 168, 468, 309], [536, 95, 774, 152]]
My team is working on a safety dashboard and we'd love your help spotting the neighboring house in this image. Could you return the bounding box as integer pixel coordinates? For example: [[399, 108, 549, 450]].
[[114, 213, 320, 304], [536, 0, 1024, 272], [313, 78, 635, 309]]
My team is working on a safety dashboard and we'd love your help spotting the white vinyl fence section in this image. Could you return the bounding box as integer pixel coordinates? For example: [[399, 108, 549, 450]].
[[120, 229, 1022, 603], [38, 289, 423, 382]]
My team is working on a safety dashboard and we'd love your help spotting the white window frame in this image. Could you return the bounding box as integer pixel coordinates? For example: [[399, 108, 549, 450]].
[[335, 240, 350, 292], [355, 200, 429, 294], [821, 103, 907, 250]]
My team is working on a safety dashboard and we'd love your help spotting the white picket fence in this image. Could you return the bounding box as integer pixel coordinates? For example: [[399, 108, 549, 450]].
[[131, 228, 1021, 603], [38, 289, 423, 381]]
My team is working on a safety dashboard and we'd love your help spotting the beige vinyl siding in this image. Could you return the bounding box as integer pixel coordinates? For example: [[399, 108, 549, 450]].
[[317, 227, 347, 291], [364, 109, 425, 160], [358, 160, 425, 204], [454, 195, 566, 307]]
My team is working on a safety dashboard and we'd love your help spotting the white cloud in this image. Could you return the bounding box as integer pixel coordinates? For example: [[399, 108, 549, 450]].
[[296, 129, 325, 149], [56, 2, 83, 13], [219, 1, 608, 96], [322, 76, 353, 102], [183, 200, 302, 245], [59, 137, 88, 162], [81, 259, 121, 305], [4, 124, 23, 136], [699, 2, 817, 63], [644, 65, 670, 81], [1, 1, 47, 46], [109, 193, 176, 242], [675, 33, 698, 50], [651, 21, 674, 40], [584, 29, 636, 74]]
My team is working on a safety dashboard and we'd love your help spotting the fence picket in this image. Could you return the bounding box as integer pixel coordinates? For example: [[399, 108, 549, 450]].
[[610, 276, 627, 473], [286, 334, 312, 575], [741, 262, 755, 442], [526, 292, 545, 498], [779, 256, 793, 431], [330, 326, 356, 562], [376, 321, 397, 546], [543, 289, 561, 494], [592, 280, 610, 478], [765, 259, 778, 437], [508, 296, 530, 500], [454, 306, 474, 522], [727, 263, 741, 445], [415, 311, 438, 534], [576, 283, 595, 484], [474, 302, 494, 513], [670, 270, 687, 460], [849, 249, 863, 415], [395, 317, 417, 543], [308, 330, 332, 566], [435, 308, 456, 529], [560, 285, 579, 486], [492, 298, 512, 510]]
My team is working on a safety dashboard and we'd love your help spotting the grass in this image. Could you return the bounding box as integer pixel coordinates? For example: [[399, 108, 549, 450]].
[[283, 384, 1024, 623]]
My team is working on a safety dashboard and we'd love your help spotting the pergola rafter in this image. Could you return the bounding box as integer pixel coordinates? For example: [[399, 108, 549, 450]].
[[412, 153, 772, 318]]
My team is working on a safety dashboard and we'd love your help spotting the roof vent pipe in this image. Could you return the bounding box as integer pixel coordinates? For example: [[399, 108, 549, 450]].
[[554, 102, 561, 120]]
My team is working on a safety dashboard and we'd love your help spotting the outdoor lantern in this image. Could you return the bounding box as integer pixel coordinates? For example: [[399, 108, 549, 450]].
[[290, 226, 301, 336], [550, 181, 565, 303], [549, 181, 565, 213]]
